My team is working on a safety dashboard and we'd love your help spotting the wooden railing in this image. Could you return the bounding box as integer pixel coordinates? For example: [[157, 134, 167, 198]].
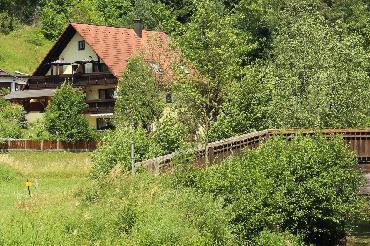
[[28, 73, 117, 89], [85, 99, 115, 114], [0, 139, 98, 152], [136, 128, 370, 194]]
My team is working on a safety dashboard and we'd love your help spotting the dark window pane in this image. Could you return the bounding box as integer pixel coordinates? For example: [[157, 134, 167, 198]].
[[96, 118, 115, 130], [78, 40, 85, 50]]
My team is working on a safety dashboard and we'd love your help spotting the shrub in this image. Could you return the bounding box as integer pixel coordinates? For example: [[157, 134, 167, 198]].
[[44, 83, 93, 142], [21, 119, 51, 140], [0, 11, 15, 34], [192, 134, 366, 245], [0, 165, 19, 182], [115, 56, 163, 128], [90, 127, 163, 178], [0, 98, 25, 138], [153, 114, 188, 154], [252, 230, 304, 246]]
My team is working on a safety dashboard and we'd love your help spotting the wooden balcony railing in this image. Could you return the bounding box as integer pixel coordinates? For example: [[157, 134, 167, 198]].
[[28, 73, 117, 89], [85, 99, 115, 114]]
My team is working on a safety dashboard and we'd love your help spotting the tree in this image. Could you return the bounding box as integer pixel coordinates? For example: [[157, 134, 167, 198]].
[[44, 83, 92, 142], [0, 97, 25, 139], [266, 2, 370, 128], [209, 65, 271, 141], [115, 55, 163, 129], [192, 134, 366, 245]]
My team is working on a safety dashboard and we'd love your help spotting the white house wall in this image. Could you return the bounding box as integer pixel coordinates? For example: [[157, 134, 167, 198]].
[[46, 33, 99, 75]]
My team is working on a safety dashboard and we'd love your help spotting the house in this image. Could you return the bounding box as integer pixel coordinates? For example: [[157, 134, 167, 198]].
[[0, 69, 28, 92], [4, 20, 169, 130]]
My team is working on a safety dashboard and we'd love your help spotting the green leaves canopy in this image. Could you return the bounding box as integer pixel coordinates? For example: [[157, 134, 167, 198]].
[[44, 83, 92, 142], [115, 56, 163, 128]]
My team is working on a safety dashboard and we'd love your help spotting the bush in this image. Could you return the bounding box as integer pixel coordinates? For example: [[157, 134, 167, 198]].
[[21, 119, 51, 140], [115, 56, 163, 128], [0, 165, 19, 182], [252, 230, 304, 246], [153, 114, 188, 154], [44, 83, 93, 142], [0, 98, 25, 138], [191, 134, 365, 245], [90, 127, 163, 178], [0, 11, 15, 34]]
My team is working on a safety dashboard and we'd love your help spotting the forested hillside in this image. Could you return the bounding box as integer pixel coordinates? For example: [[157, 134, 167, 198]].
[[1, 0, 370, 133], [1, 1, 370, 245]]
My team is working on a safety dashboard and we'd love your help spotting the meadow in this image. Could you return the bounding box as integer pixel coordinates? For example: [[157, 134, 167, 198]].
[[0, 26, 51, 74], [0, 151, 91, 245], [0, 151, 369, 245]]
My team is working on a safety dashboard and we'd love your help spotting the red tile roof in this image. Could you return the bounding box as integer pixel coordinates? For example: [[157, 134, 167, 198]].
[[70, 23, 169, 78]]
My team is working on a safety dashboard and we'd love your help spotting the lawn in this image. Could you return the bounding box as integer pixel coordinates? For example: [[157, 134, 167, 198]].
[[0, 151, 92, 244], [0, 151, 91, 212]]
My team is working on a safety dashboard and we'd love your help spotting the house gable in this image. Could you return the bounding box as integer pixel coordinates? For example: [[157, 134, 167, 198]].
[[45, 32, 101, 75], [33, 23, 169, 78]]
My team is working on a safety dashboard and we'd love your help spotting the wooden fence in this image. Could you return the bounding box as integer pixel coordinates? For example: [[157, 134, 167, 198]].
[[136, 128, 370, 194], [0, 139, 98, 152]]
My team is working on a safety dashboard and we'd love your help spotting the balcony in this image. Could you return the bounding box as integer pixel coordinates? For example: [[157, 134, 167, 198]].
[[85, 99, 115, 114], [28, 73, 117, 89]]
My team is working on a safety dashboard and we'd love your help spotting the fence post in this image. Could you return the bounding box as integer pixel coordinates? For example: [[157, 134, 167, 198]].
[[41, 140, 44, 151], [24, 140, 27, 150], [208, 146, 214, 165], [57, 140, 60, 151]]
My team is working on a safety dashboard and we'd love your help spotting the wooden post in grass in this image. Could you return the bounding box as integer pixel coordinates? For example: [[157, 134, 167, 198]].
[[25, 179, 32, 197]]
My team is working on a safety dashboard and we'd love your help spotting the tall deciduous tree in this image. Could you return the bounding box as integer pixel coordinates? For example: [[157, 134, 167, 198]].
[[174, 0, 254, 143], [115, 56, 163, 129], [267, 2, 370, 128], [44, 83, 92, 142]]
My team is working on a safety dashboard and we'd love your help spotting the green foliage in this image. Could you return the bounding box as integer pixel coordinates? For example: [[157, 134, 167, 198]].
[[153, 114, 188, 154], [253, 230, 304, 246], [0, 26, 51, 74], [91, 127, 163, 178], [73, 173, 236, 245], [21, 119, 51, 140], [186, 134, 365, 244], [265, 2, 370, 128], [0, 99, 25, 139], [115, 56, 163, 128], [209, 66, 271, 141], [0, 165, 18, 182], [0, 11, 15, 34], [175, 0, 254, 129], [39, 0, 178, 40], [44, 83, 93, 142], [39, 0, 105, 40]]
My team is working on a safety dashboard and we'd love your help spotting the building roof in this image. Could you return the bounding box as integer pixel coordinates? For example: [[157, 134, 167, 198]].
[[0, 69, 12, 77], [33, 23, 169, 78], [4, 89, 55, 100]]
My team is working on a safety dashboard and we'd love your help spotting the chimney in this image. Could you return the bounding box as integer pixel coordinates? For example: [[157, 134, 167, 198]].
[[134, 19, 143, 38]]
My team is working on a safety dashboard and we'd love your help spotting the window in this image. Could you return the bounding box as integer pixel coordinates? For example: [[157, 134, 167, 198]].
[[78, 40, 85, 50], [96, 118, 114, 130], [99, 88, 116, 100]]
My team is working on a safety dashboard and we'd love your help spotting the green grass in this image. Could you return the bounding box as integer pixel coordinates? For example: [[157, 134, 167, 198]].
[[0, 152, 92, 245], [0, 26, 51, 74], [0, 151, 91, 213]]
